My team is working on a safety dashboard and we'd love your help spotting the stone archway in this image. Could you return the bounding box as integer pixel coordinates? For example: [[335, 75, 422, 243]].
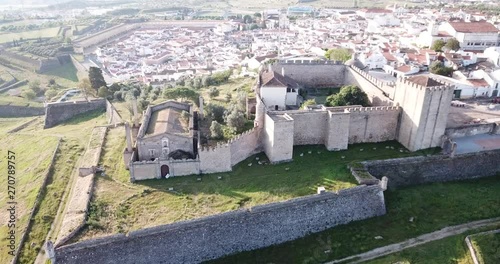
[[161, 165, 170, 178]]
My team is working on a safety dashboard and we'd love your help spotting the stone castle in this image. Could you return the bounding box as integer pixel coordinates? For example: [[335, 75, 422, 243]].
[[126, 61, 455, 181]]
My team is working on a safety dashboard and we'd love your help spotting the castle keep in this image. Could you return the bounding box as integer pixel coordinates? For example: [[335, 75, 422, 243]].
[[126, 61, 455, 181]]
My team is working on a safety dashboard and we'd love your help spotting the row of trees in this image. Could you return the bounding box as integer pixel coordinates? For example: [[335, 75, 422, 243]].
[[174, 69, 232, 90], [325, 48, 352, 63]]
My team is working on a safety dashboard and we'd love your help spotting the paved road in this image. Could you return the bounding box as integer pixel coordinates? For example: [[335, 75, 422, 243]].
[[326, 217, 500, 264]]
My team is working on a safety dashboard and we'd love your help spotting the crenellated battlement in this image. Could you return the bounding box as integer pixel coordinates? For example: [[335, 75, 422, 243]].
[[349, 65, 394, 89], [277, 59, 344, 65], [347, 106, 400, 113]]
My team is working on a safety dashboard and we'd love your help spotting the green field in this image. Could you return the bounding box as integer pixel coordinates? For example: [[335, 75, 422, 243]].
[[365, 226, 500, 264], [209, 175, 500, 264], [2, 111, 107, 263], [0, 27, 60, 43], [0, 119, 60, 264], [471, 232, 500, 264], [73, 129, 439, 242]]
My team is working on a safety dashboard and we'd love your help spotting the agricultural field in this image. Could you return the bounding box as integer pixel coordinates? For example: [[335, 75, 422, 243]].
[[210, 175, 500, 263], [0, 118, 60, 264], [73, 132, 439, 242], [0, 27, 60, 44]]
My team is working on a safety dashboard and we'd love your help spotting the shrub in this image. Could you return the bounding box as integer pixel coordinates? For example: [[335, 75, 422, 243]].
[[210, 121, 224, 139]]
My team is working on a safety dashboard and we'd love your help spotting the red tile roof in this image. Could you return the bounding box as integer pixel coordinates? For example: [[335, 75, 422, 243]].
[[449, 21, 498, 33], [468, 79, 489, 87]]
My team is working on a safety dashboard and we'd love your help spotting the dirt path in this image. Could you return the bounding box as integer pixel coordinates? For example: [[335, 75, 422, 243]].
[[327, 217, 500, 264]]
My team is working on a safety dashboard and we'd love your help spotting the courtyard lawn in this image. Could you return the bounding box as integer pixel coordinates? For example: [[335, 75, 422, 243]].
[[0, 130, 59, 264], [208, 175, 500, 264], [74, 126, 440, 242], [471, 232, 500, 264]]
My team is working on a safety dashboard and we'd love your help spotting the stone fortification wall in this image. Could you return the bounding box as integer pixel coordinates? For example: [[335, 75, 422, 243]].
[[286, 111, 328, 145], [70, 55, 88, 81], [44, 99, 106, 128], [346, 66, 394, 106], [445, 123, 499, 138], [0, 104, 45, 117], [230, 128, 261, 166], [326, 111, 350, 150], [263, 113, 294, 163], [346, 106, 401, 144], [105, 100, 123, 125], [363, 149, 500, 189], [272, 60, 346, 88], [55, 184, 386, 264], [199, 142, 232, 173], [38, 57, 62, 73], [394, 78, 454, 151]]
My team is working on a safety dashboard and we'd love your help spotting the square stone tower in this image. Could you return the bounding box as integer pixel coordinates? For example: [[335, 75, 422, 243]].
[[394, 76, 454, 151]]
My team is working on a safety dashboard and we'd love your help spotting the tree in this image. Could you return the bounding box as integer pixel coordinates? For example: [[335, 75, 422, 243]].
[[208, 87, 220, 98], [97, 86, 109, 98], [254, 12, 262, 18], [225, 108, 246, 133], [210, 121, 224, 139], [325, 85, 370, 107], [225, 93, 232, 102], [250, 24, 259, 30], [48, 79, 56, 86], [205, 103, 226, 123], [22, 90, 36, 100], [243, 15, 252, 24], [444, 38, 460, 51], [78, 78, 93, 99], [325, 48, 351, 62], [88, 67, 107, 92], [29, 79, 41, 94], [163, 87, 199, 102], [109, 83, 122, 93], [301, 99, 316, 109], [180, 110, 190, 124], [431, 39, 446, 52], [429, 61, 454, 76]]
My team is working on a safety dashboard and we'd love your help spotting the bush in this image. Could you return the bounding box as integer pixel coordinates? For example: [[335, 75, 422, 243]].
[[22, 90, 36, 100], [44, 89, 58, 99], [325, 85, 369, 107], [97, 86, 109, 98], [210, 121, 224, 139], [301, 99, 316, 109], [208, 87, 220, 98], [225, 108, 246, 133], [205, 103, 226, 123]]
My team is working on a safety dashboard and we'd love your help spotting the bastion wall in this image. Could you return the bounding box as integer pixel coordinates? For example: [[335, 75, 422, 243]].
[[55, 184, 386, 264]]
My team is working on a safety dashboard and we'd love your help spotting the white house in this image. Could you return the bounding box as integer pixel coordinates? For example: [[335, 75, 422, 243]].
[[359, 50, 388, 69], [484, 47, 500, 67], [439, 21, 499, 51], [259, 67, 300, 110]]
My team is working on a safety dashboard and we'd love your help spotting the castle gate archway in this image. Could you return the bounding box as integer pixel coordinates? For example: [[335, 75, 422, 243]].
[[161, 165, 170, 178]]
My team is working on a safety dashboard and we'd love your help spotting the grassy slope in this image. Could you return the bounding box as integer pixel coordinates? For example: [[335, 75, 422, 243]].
[[13, 111, 107, 263], [471, 232, 500, 264], [365, 225, 500, 264], [74, 131, 439, 241], [208, 175, 500, 264], [0, 120, 59, 264]]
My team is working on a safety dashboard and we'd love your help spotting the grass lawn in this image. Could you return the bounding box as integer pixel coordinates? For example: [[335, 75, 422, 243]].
[[208, 175, 500, 264], [365, 225, 500, 264], [74, 132, 439, 242], [0, 27, 60, 43], [471, 232, 500, 264], [12, 111, 107, 263], [42, 61, 79, 83], [0, 129, 59, 263]]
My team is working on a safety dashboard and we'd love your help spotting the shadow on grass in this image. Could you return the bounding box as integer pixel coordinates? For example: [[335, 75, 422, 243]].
[[42, 61, 79, 82], [58, 109, 106, 126]]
